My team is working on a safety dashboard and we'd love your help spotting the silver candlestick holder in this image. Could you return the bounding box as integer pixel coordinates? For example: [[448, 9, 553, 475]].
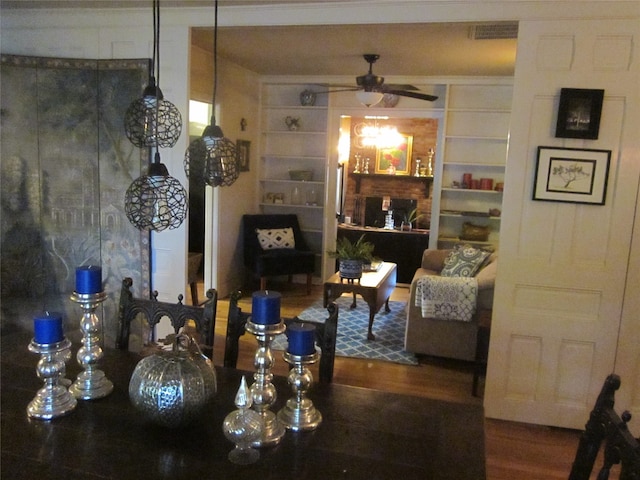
[[69, 291, 113, 400], [245, 319, 287, 447], [27, 338, 77, 420], [277, 350, 322, 431]]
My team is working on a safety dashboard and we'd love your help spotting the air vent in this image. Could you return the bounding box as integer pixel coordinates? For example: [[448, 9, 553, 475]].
[[470, 23, 519, 40]]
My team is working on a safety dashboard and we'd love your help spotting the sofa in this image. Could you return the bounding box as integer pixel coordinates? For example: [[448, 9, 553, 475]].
[[404, 248, 497, 361]]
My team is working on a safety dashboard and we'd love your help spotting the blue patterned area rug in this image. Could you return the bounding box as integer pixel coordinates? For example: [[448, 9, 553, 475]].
[[272, 296, 418, 365]]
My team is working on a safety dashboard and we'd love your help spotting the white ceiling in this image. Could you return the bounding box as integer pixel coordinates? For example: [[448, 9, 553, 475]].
[[195, 22, 517, 78], [1, 0, 518, 78]]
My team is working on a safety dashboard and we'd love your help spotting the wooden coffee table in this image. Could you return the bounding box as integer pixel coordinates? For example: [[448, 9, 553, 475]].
[[323, 262, 397, 341]]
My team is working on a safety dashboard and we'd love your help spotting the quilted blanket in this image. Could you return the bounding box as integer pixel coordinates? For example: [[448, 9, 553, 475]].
[[415, 276, 478, 322]]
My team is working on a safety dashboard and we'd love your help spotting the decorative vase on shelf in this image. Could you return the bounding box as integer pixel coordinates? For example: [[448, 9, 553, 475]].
[[285, 116, 300, 131], [299, 90, 316, 106], [291, 186, 302, 205]]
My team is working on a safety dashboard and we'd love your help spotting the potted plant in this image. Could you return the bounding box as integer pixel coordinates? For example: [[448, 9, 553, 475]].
[[402, 208, 429, 231], [328, 234, 375, 280]]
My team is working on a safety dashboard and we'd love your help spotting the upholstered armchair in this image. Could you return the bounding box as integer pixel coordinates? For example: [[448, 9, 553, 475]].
[[404, 247, 497, 362], [242, 214, 315, 294]]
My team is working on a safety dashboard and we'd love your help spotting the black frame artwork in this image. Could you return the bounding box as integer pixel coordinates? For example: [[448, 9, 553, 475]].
[[237, 139, 251, 172], [533, 146, 611, 205], [555, 88, 604, 139]]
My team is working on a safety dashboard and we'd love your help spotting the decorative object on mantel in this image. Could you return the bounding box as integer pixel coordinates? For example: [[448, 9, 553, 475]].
[[69, 265, 114, 400], [129, 333, 217, 428], [375, 133, 413, 175], [184, 0, 239, 188], [124, 0, 182, 149], [27, 313, 77, 419], [223, 376, 262, 464]]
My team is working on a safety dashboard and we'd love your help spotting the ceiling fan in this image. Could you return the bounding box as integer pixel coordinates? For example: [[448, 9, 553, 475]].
[[320, 54, 439, 106]]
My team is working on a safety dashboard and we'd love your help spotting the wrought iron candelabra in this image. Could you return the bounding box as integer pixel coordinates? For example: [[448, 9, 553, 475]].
[[27, 338, 77, 420], [277, 350, 322, 431], [69, 291, 113, 400], [245, 319, 286, 447]]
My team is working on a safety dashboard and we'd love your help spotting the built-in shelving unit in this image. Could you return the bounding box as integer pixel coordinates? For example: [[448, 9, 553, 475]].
[[259, 83, 329, 277], [430, 82, 513, 249]]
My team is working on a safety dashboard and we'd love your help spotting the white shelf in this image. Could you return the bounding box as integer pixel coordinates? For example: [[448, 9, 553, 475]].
[[441, 188, 503, 194], [432, 82, 512, 250], [260, 179, 324, 185], [444, 135, 508, 141], [440, 213, 501, 221]]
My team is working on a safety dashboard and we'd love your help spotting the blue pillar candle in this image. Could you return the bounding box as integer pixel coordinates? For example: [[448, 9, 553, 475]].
[[251, 290, 281, 325], [33, 312, 64, 345], [75, 265, 102, 294], [286, 322, 316, 356]]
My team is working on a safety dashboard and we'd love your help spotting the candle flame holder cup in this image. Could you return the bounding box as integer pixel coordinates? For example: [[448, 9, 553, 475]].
[[69, 291, 113, 400], [277, 350, 322, 431], [27, 338, 77, 420], [245, 318, 287, 447]]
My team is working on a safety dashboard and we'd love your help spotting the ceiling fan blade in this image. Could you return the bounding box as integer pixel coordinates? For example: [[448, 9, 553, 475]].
[[385, 89, 439, 102], [313, 87, 359, 94], [383, 84, 419, 91]]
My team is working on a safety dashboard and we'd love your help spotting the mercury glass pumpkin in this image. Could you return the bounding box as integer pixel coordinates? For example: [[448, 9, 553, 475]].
[[129, 334, 217, 428]]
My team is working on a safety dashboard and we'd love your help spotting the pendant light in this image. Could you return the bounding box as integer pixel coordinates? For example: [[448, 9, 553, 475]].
[[183, 0, 239, 187], [124, 0, 187, 231], [124, 0, 182, 149], [125, 151, 188, 232]]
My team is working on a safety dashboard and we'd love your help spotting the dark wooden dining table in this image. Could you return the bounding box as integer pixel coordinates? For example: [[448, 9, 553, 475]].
[[1, 329, 486, 479]]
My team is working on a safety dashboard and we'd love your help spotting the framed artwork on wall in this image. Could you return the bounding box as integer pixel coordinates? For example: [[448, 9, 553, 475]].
[[374, 133, 413, 175], [236, 139, 250, 172], [555, 88, 604, 139], [533, 146, 611, 205]]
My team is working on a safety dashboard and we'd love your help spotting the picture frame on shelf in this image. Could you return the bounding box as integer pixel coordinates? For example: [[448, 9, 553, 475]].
[[555, 88, 604, 139], [237, 139, 251, 172], [374, 133, 413, 175], [533, 146, 611, 205]]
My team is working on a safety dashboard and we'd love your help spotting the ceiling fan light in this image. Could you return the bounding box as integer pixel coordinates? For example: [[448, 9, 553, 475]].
[[356, 90, 384, 107]]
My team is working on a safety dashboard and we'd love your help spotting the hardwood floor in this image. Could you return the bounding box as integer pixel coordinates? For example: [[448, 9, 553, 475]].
[[199, 281, 596, 480]]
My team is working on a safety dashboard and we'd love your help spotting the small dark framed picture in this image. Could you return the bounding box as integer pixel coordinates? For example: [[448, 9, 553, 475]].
[[236, 139, 250, 172], [555, 88, 604, 139], [533, 146, 611, 205]]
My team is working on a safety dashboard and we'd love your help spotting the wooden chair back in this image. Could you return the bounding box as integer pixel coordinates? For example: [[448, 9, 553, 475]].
[[116, 277, 218, 358], [569, 374, 640, 480], [224, 290, 338, 383]]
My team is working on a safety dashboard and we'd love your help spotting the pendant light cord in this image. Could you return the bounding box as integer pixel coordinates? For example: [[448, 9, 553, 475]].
[[211, 0, 218, 126], [154, 0, 160, 162]]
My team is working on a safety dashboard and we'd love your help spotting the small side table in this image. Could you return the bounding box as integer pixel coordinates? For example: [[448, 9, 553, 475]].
[[323, 262, 397, 341]]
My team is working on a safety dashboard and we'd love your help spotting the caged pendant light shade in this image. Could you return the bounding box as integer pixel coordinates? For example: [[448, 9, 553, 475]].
[[183, 0, 239, 188], [125, 152, 188, 232], [124, 0, 182, 148], [124, 0, 187, 232]]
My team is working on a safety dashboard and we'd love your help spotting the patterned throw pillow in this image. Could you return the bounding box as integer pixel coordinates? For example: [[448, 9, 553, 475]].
[[440, 244, 491, 277], [256, 227, 296, 250]]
